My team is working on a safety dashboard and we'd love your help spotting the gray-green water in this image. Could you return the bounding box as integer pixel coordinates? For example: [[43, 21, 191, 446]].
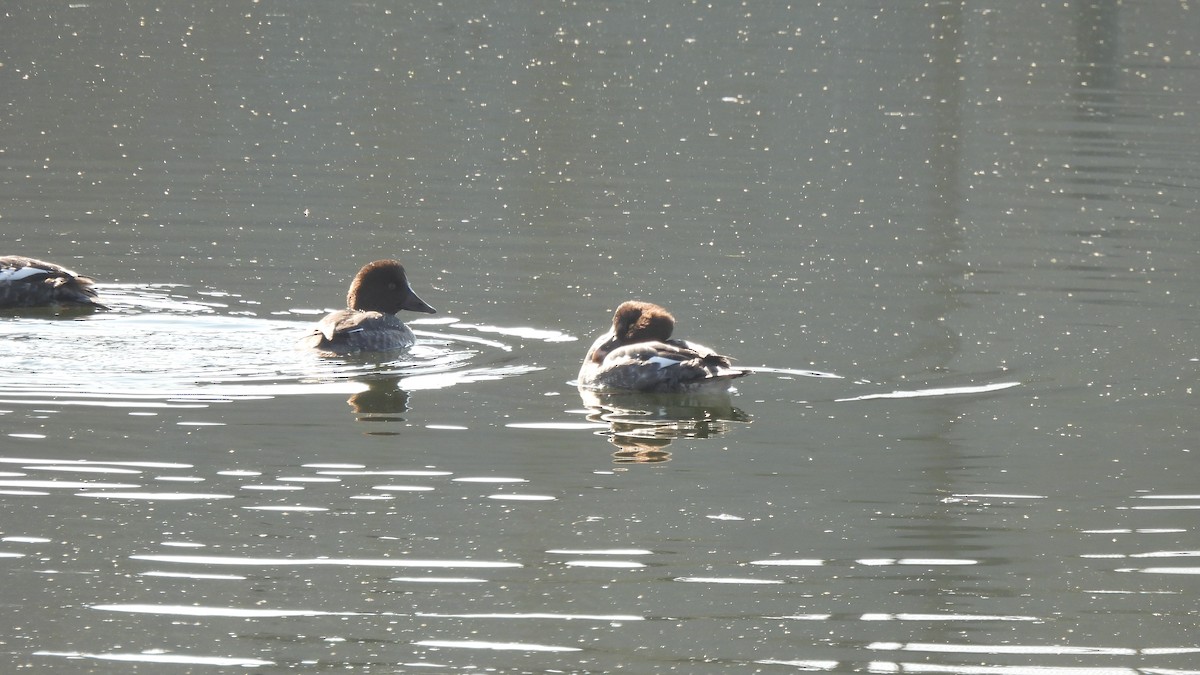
[[3, 1, 1200, 672]]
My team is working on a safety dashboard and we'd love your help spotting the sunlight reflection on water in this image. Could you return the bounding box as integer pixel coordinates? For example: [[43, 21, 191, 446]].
[[0, 284, 569, 406]]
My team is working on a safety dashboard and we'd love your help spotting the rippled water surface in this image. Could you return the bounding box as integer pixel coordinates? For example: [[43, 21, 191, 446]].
[[3, 1, 1200, 673]]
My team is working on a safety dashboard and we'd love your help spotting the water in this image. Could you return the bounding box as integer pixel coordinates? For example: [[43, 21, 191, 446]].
[[3, 1, 1200, 672]]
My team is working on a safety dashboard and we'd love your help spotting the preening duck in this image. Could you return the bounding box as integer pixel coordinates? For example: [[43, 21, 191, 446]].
[[578, 300, 747, 393], [0, 256, 106, 309]]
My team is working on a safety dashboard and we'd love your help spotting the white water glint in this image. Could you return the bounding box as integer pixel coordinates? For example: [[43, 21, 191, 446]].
[[547, 549, 654, 555], [129, 554, 523, 568], [0, 480, 141, 489], [414, 640, 582, 653], [390, 576, 488, 584], [837, 381, 1021, 402], [91, 604, 359, 618], [415, 612, 644, 621], [34, 651, 274, 667], [140, 571, 247, 580], [563, 560, 646, 568], [487, 494, 556, 501], [77, 492, 235, 501], [674, 577, 786, 585]]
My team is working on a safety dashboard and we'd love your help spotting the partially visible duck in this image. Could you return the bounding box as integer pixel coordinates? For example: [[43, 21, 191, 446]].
[[578, 300, 747, 393], [300, 259, 435, 354], [0, 256, 106, 309]]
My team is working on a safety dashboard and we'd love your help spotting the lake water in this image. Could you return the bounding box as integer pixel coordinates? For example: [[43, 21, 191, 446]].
[[3, 1, 1200, 673]]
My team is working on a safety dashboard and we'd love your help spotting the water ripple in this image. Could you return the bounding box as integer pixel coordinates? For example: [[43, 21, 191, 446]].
[[0, 288, 562, 408]]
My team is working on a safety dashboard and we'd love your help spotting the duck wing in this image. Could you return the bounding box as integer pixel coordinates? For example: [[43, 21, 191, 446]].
[[599, 340, 746, 392], [318, 309, 384, 341], [0, 256, 104, 308], [300, 310, 415, 354]]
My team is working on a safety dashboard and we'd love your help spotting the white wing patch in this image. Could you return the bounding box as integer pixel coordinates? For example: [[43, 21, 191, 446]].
[[0, 265, 50, 283], [644, 355, 681, 370]]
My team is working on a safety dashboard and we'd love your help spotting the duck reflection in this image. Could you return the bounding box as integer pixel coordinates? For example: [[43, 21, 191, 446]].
[[578, 388, 750, 463], [347, 376, 411, 421]]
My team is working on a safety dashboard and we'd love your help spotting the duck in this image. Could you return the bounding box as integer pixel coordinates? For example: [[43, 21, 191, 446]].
[[0, 255, 106, 309], [300, 259, 435, 354], [578, 300, 747, 393]]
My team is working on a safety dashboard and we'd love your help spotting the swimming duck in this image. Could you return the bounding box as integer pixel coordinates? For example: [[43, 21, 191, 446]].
[[578, 300, 747, 393], [300, 259, 435, 354], [0, 256, 106, 309]]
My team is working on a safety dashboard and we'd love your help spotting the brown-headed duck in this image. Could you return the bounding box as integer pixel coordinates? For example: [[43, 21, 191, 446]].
[[578, 300, 747, 393], [300, 259, 435, 354]]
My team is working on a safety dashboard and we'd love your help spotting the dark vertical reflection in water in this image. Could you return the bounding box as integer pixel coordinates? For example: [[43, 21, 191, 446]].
[[1071, 0, 1121, 200], [924, 0, 968, 368], [1076, 0, 1121, 94], [889, 0, 978, 648]]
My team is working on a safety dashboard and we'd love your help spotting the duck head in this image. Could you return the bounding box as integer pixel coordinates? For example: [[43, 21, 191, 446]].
[[346, 259, 436, 315], [612, 300, 675, 343]]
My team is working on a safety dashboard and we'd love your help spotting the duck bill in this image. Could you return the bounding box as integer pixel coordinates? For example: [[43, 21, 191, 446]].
[[402, 286, 436, 314]]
